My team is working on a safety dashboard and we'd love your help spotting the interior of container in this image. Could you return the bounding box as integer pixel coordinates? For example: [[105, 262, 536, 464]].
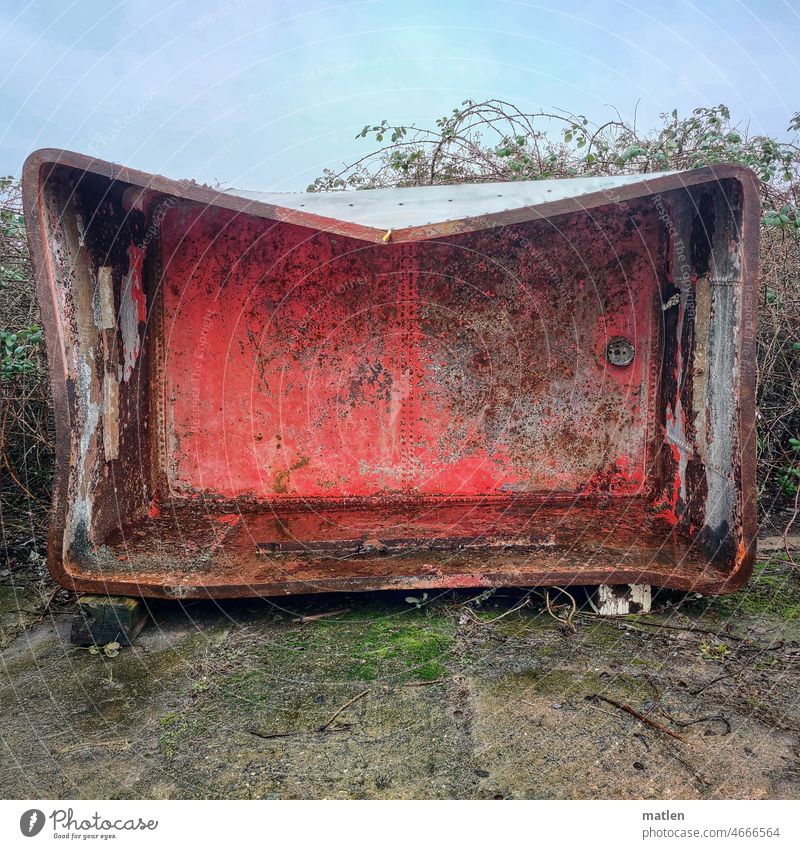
[[35, 163, 748, 597]]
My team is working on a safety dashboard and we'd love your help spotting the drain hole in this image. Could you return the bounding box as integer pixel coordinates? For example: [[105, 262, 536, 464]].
[[606, 337, 635, 367]]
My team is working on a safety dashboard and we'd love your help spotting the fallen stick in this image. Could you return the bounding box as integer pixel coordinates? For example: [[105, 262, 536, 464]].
[[616, 618, 744, 642], [460, 594, 531, 626], [247, 689, 370, 741], [318, 690, 369, 731], [545, 587, 577, 632], [298, 608, 350, 623], [583, 702, 627, 721], [661, 711, 731, 736], [248, 726, 349, 741], [586, 694, 686, 742], [690, 671, 737, 695], [663, 739, 710, 789], [41, 587, 61, 612], [402, 678, 451, 687]]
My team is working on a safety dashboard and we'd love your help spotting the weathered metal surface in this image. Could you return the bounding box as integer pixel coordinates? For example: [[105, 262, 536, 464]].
[[226, 172, 676, 230], [160, 202, 658, 499], [22, 149, 759, 599]]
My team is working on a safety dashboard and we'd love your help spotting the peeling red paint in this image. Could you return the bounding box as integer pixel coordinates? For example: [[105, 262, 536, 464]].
[[215, 513, 241, 525], [161, 203, 657, 501]]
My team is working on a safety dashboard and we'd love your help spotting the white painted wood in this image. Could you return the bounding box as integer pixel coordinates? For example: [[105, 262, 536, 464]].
[[591, 584, 652, 615]]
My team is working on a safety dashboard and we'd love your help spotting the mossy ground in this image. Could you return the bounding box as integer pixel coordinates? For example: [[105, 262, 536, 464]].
[[682, 559, 800, 622], [1, 572, 800, 799], [0, 582, 42, 649], [256, 606, 455, 682]]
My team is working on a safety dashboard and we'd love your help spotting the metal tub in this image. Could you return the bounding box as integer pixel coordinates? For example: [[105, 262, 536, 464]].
[[22, 150, 758, 599]]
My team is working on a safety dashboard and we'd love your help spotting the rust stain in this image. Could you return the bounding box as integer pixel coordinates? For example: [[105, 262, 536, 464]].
[[273, 455, 311, 494]]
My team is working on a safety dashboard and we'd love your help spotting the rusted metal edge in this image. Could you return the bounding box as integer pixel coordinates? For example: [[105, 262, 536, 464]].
[[43, 561, 750, 601], [22, 148, 761, 243], [733, 162, 761, 596]]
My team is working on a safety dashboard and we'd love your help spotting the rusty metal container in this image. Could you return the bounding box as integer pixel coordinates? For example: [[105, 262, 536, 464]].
[[22, 150, 758, 599]]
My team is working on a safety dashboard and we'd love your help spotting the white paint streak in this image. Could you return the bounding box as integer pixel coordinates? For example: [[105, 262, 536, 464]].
[[120, 263, 141, 382], [65, 354, 100, 553], [103, 373, 120, 461], [95, 266, 116, 329]]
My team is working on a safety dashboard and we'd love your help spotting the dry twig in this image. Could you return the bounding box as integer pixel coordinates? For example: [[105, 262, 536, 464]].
[[298, 608, 350, 623], [318, 690, 370, 731], [585, 694, 686, 742]]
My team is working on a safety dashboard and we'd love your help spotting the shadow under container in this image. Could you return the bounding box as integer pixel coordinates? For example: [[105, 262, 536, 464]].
[[22, 150, 759, 600]]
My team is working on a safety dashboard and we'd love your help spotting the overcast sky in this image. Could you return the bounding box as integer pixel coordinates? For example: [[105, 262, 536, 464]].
[[1, 0, 798, 191]]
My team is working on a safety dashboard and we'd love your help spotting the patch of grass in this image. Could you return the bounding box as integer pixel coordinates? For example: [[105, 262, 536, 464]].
[[141, 605, 457, 749], [683, 560, 800, 622], [466, 604, 552, 638], [351, 621, 453, 681], [203, 607, 456, 736], [158, 711, 202, 759], [251, 606, 456, 684], [0, 584, 40, 650], [699, 641, 731, 661], [575, 619, 629, 650], [0, 584, 36, 616]]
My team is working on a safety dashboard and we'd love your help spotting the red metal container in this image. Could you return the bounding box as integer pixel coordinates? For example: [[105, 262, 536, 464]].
[[22, 150, 758, 599]]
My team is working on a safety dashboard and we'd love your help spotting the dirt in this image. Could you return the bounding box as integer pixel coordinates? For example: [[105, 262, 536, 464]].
[[1, 555, 800, 799]]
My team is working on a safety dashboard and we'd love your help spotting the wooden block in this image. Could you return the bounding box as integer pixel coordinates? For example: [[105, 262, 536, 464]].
[[590, 584, 651, 616], [71, 595, 149, 646]]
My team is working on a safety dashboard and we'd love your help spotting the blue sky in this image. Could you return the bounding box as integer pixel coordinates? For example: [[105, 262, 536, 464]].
[[1, 0, 798, 190]]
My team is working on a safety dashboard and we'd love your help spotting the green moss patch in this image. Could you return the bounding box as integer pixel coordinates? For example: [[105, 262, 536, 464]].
[[684, 560, 800, 622], [256, 606, 456, 684], [158, 711, 203, 759], [488, 668, 653, 708]]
